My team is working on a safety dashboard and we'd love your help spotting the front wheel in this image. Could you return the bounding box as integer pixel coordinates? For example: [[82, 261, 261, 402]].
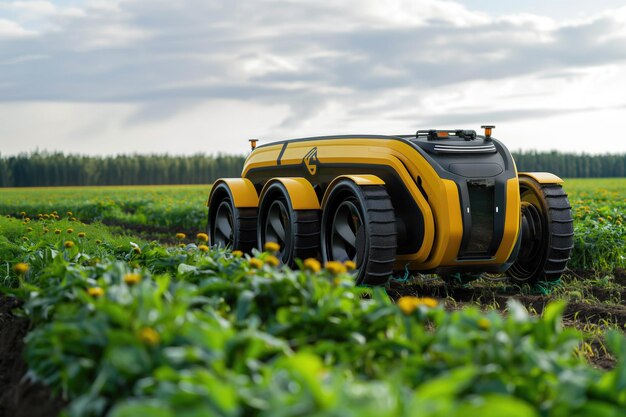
[[321, 181, 397, 285], [508, 177, 574, 284], [207, 185, 257, 253]]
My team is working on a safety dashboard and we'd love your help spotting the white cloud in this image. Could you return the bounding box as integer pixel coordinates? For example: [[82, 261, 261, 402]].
[[0, 17, 34, 38], [0, 0, 625, 154]]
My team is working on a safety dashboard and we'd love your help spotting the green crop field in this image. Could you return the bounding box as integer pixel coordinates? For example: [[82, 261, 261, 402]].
[[1, 178, 625, 417], [0, 185, 211, 234]]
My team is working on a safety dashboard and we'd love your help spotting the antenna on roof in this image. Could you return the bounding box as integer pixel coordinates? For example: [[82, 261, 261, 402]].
[[249, 139, 259, 150], [481, 125, 495, 141]]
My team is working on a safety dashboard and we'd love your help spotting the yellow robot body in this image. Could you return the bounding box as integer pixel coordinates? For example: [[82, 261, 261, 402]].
[[208, 130, 574, 285]]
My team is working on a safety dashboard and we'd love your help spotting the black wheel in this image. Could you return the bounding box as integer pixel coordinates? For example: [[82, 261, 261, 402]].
[[257, 183, 320, 266], [208, 185, 257, 253], [508, 177, 574, 284], [321, 181, 397, 285]]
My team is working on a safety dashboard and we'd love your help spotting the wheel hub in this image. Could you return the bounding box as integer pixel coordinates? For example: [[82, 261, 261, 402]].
[[330, 199, 364, 264], [264, 199, 289, 260], [213, 200, 234, 248], [514, 201, 546, 277]]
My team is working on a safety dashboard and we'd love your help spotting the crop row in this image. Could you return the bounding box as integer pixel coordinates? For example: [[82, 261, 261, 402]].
[[566, 180, 626, 271], [2, 178, 625, 272], [0, 185, 209, 232], [1, 216, 626, 416]]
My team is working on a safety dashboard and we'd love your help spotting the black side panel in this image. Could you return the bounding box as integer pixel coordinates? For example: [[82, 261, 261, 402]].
[[459, 180, 495, 257], [412, 136, 516, 261]]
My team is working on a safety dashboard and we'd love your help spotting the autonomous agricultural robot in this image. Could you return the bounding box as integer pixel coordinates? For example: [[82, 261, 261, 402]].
[[207, 126, 574, 285]]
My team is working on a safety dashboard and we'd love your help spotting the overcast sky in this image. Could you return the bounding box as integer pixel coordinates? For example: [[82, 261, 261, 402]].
[[1, 0, 626, 156]]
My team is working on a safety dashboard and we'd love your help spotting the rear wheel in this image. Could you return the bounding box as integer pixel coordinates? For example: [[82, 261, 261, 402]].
[[208, 187, 257, 253], [257, 183, 320, 266], [508, 177, 574, 284], [321, 181, 397, 285]]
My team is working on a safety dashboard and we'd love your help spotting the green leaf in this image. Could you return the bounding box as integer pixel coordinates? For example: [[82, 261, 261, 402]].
[[455, 394, 538, 417], [109, 400, 174, 417], [543, 300, 566, 331], [177, 263, 198, 274]]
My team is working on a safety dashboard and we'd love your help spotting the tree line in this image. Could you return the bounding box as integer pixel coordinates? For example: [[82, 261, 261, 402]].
[[0, 152, 246, 187], [511, 151, 626, 178], [0, 150, 624, 187]]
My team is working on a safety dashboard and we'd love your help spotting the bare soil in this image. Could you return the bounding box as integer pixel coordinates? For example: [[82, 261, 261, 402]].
[[0, 296, 64, 417], [387, 274, 623, 369]]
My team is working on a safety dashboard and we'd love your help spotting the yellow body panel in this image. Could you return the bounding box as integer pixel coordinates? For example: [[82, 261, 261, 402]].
[[243, 139, 437, 265], [338, 174, 385, 186], [260, 178, 320, 210], [320, 174, 385, 208], [518, 172, 563, 184], [495, 177, 521, 261], [209, 178, 259, 208], [241, 137, 520, 271]]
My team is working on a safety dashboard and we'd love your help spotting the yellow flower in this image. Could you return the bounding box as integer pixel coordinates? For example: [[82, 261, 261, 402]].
[[70, 217, 77, 221], [417, 297, 438, 308], [232, 250, 243, 258], [265, 255, 280, 267], [344, 260, 357, 271], [88, 287, 104, 297], [67, 211, 72, 216], [303, 258, 321, 273], [478, 318, 491, 330], [22, 236, 28, 241], [397, 296, 438, 315], [397, 297, 419, 315], [95, 239, 102, 244], [14, 263, 29, 275], [43, 214, 50, 219], [64, 241, 74, 248], [20, 211, 26, 216], [249, 258, 264, 269], [178, 243, 186, 248], [123, 273, 141, 285], [78, 232, 86, 238], [196, 232, 209, 242], [133, 247, 142, 254], [138, 327, 160, 346], [176, 233, 186, 240], [26, 227, 33, 232], [263, 241, 281, 253], [52, 211, 58, 215], [66, 228, 74, 234], [54, 229, 61, 234], [325, 261, 347, 275], [43, 228, 49, 234], [198, 244, 209, 252]]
